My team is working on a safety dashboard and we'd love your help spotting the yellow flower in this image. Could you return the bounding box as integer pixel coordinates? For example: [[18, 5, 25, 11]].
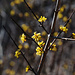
[[24, 12, 29, 17], [18, 44, 22, 49], [20, 33, 26, 43], [32, 32, 41, 42], [57, 39, 63, 46], [50, 43, 57, 51], [0, 59, 3, 64], [36, 51, 44, 56], [42, 31, 47, 36], [36, 47, 44, 56], [26, 65, 30, 72], [9, 70, 15, 75], [24, 43, 29, 49], [63, 16, 68, 22], [58, 12, 63, 19], [20, 0, 24, 2], [10, 10, 15, 16], [59, 25, 68, 33], [38, 41, 45, 47], [72, 33, 75, 39], [15, 49, 21, 58], [62, 5, 66, 8], [10, 61, 15, 66], [5, 69, 10, 74], [21, 24, 29, 32], [10, 1, 15, 6], [14, 0, 21, 4], [53, 32, 58, 36], [63, 63, 68, 69], [60, 7, 64, 12], [38, 16, 47, 22]]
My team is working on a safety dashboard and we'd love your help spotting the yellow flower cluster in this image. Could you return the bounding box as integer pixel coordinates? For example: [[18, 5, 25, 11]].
[[32, 32, 41, 42], [36, 47, 44, 56], [5, 69, 15, 75], [59, 25, 68, 33], [15, 49, 21, 58], [38, 16, 47, 22], [38, 41, 45, 47], [10, 0, 24, 6], [21, 24, 32, 33], [50, 43, 57, 51], [58, 5, 66, 19], [72, 33, 75, 39], [26, 65, 30, 72], [10, 10, 15, 16], [63, 16, 68, 22], [20, 33, 26, 43]]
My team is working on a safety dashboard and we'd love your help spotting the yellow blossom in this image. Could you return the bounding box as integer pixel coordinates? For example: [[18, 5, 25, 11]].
[[36, 50, 44, 56], [9, 70, 15, 75], [10, 61, 15, 66], [57, 39, 63, 45], [15, 49, 21, 58], [20, 33, 26, 43], [18, 44, 22, 49], [60, 7, 64, 12], [10, 10, 15, 16], [14, 0, 21, 4], [10, 1, 15, 6], [38, 41, 45, 47], [38, 16, 47, 22], [20, 0, 24, 2], [42, 31, 47, 36], [24, 12, 29, 17], [5, 69, 10, 74], [26, 65, 30, 72], [62, 5, 66, 8], [50, 43, 57, 51], [63, 63, 68, 69], [21, 24, 29, 32], [53, 32, 58, 36], [58, 12, 63, 19], [32, 32, 41, 42], [63, 16, 68, 22], [0, 59, 3, 64], [36, 47, 44, 56], [72, 33, 75, 39], [24, 43, 29, 49], [59, 25, 68, 33]]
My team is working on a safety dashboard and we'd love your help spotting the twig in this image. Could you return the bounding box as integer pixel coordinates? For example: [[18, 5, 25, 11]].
[[9, 16, 40, 48], [37, 0, 60, 74], [24, 0, 49, 34], [47, 9, 75, 72], [3, 26, 37, 75], [51, 36, 75, 41]]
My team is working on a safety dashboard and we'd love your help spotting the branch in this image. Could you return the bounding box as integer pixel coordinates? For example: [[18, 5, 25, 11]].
[[3, 26, 37, 75], [24, 0, 49, 34], [37, 0, 60, 74]]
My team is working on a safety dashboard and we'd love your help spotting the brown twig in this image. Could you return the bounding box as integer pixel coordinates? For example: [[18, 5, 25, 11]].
[[37, 0, 60, 74], [3, 25, 37, 75]]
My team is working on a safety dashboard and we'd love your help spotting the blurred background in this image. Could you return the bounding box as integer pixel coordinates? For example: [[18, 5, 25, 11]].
[[0, 0, 75, 75]]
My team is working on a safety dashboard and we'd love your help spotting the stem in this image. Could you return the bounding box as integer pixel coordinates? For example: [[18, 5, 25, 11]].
[[24, 0, 49, 34], [3, 26, 37, 75], [37, 0, 60, 74]]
